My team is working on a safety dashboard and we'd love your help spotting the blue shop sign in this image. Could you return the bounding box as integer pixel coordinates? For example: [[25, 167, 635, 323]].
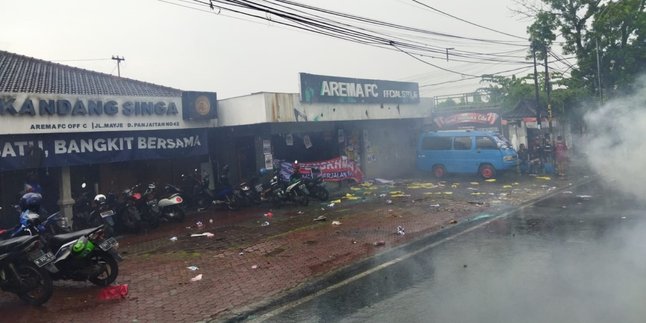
[[0, 128, 208, 171]]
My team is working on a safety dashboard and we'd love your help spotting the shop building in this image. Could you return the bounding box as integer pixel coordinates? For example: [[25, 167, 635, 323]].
[[212, 73, 432, 184], [0, 50, 217, 227]]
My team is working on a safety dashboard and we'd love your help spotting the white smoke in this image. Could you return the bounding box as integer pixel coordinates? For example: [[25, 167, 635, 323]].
[[583, 76, 646, 199]]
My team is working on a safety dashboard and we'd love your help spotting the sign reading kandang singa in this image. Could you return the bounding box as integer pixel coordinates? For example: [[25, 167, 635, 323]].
[[0, 93, 213, 134], [300, 73, 420, 104]]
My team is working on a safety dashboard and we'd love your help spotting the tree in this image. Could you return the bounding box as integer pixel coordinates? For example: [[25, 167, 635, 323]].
[[518, 0, 646, 98]]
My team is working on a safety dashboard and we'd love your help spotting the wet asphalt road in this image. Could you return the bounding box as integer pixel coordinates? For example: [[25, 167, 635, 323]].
[[259, 180, 646, 323]]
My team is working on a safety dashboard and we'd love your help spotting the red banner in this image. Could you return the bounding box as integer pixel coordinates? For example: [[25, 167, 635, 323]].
[[279, 156, 363, 183]]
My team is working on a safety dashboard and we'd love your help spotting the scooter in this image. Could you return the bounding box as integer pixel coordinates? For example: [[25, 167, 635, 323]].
[[156, 184, 186, 222], [0, 235, 55, 305]]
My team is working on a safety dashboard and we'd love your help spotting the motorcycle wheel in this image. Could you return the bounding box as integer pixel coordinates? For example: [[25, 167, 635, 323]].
[[88, 251, 119, 286], [122, 207, 141, 232], [169, 205, 186, 222], [226, 195, 240, 211], [316, 188, 329, 201], [16, 262, 53, 306]]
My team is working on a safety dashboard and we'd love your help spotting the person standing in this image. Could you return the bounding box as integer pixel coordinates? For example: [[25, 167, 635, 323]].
[[554, 136, 569, 177]]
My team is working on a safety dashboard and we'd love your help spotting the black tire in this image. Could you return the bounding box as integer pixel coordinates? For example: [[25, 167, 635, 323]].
[[226, 195, 239, 211], [121, 206, 141, 232], [479, 164, 497, 179], [171, 205, 186, 222], [88, 251, 119, 286], [16, 262, 53, 306], [432, 165, 446, 179]]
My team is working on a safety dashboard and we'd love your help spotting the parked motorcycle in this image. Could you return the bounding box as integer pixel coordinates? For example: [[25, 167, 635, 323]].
[[180, 169, 213, 211], [46, 225, 120, 286], [91, 194, 116, 237], [113, 185, 143, 233], [72, 184, 116, 237], [155, 184, 186, 222], [211, 165, 241, 210], [7, 193, 121, 287], [302, 167, 329, 201], [0, 235, 54, 305]]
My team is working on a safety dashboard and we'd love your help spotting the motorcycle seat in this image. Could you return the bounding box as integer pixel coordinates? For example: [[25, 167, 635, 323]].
[[0, 235, 37, 254], [48, 226, 102, 247]]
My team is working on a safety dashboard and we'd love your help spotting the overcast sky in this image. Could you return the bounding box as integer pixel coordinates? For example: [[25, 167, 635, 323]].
[[1, 0, 554, 99]]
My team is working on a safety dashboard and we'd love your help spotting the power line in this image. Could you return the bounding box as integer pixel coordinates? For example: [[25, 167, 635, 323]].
[[51, 58, 112, 62], [409, 0, 526, 40]]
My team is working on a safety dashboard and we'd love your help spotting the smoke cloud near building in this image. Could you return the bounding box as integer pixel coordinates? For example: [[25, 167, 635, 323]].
[[583, 76, 646, 200]]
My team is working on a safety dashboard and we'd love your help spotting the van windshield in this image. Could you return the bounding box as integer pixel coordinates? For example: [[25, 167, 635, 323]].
[[492, 134, 511, 149]]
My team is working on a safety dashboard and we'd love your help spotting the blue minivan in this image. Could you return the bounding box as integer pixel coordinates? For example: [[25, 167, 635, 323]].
[[416, 130, 518, 179]]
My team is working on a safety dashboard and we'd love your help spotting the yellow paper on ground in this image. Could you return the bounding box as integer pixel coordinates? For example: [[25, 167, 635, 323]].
[[536, 176, 551, 181], [390, 191, 404, 195], [470, 182, 479, 185], [350, 187, 362, 191], [485, 179, 496, 182], [331, 199, 342, 204], [503, 185, 512, 189]]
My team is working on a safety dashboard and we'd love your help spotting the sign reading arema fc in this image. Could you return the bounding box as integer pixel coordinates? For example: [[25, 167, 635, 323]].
[[300, 73, 420, 104]]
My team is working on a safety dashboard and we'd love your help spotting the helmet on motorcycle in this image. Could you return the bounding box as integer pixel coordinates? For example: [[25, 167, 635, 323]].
[[94, 194, 107, 205], [19, 192, 42, 212], [259, 168, 269, 176]]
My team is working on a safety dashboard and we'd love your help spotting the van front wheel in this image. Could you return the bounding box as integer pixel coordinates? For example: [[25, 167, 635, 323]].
[[479, 164, 496, 179], [432, 165, 446, 179]]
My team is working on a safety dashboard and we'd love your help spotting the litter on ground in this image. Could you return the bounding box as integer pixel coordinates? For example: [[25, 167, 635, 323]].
[[190, 232, 214, 238], [190, 274, 203, 282], [332, 221, 341, 225]]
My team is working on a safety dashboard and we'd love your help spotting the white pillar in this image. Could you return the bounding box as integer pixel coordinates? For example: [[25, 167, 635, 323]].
[[58, 166, 75, 224]]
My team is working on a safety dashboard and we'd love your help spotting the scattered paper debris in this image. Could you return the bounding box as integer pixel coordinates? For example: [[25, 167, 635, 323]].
[[576, 195, 593, 200], [536, 176, 551, 181], [327, 203, 336, 208], [332, 221, 342, 225], [187, 266, 199, 271], [297, 211, 304, 215], [169, 236, 178, 242], [396, 226, 405, 235], [430, 204, 440, 207], [264, 212, 273, 218], [386, 199, 393, 204], [209, 219, 214, 224], [261, 221, 270, 227], [190, 232, 215, 238], [373, 241, 386, 246], [470, 182, 479, 185], [449, 219, 458, 224], [375, 178, 395, 185], [190, 274, 203, 282], [503, 185, 512, 189], [485, 179, 496, 183], [251, 265, 258, 269], [314, 215, 327, 222]]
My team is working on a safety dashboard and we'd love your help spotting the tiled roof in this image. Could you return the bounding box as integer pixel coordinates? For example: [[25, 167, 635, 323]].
[[0, 50, 181, 97]]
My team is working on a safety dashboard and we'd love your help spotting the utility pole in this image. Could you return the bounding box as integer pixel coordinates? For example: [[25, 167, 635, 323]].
[[544, 47, 553, 141], [111, 55, 125, 77], [532, 48, 541, 130], [595, 39, 603, 103]]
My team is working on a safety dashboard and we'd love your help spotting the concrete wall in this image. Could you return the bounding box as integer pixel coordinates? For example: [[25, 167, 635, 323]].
[[217, 92, 432, 126]]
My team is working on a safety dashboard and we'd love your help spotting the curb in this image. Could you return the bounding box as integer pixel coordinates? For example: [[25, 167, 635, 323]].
[[218, 176, 596, 322]]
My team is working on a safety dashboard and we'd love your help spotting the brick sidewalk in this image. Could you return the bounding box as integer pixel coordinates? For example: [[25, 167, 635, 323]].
[[0, 174, 581, 322]]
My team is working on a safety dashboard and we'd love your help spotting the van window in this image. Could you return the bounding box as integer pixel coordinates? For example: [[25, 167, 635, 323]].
[[476, 136, 498, 150], [453, 136, 471, 150], [422, 136, 452, 150]]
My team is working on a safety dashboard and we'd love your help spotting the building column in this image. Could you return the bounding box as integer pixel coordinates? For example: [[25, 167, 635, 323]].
[[58, 166, 75, 224]]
